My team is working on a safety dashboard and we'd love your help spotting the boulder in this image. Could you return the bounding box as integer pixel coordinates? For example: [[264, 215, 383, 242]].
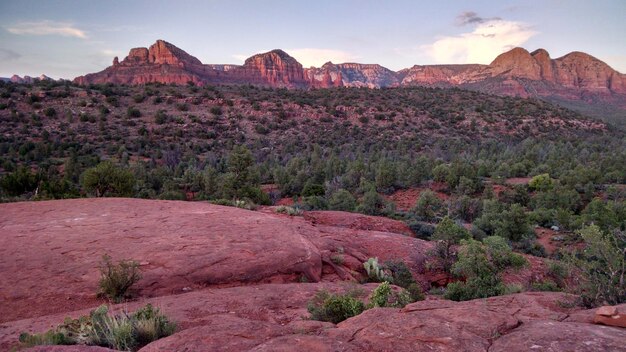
[[594, 305, 626, 328]]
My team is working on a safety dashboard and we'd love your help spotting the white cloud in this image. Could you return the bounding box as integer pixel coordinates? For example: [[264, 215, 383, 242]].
[[5, 20, 87, 39], [423, 18, 537, 64], [233, 48, 359, 67]]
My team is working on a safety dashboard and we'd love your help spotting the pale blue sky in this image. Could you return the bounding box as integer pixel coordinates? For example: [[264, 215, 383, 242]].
[[0, 0, 624, 79]]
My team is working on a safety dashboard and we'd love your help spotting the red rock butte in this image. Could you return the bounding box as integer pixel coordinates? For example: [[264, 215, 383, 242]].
[[74, 40, 626, 111]]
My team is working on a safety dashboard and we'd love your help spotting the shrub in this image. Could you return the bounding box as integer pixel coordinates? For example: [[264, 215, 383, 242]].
[[367, 281, 413, 308], [407, 283, 425, 302], [275, 205, 303, 216], [413, 190, 443, 221], [130, 304, 177, 347], [547, 260, 569, 287], [529, 173, 554, 192], [154, 110, 168, 124], [307, 290, 365, 324], [210, 198, 235, 206], [384, 260, 416, 289], [368, 281, 392, 308], [44, 107, 57, 117], [158, 190, 186, 200], [430, 216, 471, 273], [482, 236, 527, 270], [90, 304, 176, 350], [254, 124, 269, 134], [407, 220, 435, 240], [19, 304, 176, 351], [356, 190, 386, 216], [301, 195, 328, 210], [566, 225, 626, 306], [531, 280, 561, 292], [81, 161, 135, 197], [302, 182, 325, 197], [444, 238, 509, 301], [127, 106, 141, 118], [210, 106, 223, 115], [363, 257, 393, 283], [328, 189, 357, 212], [19, 330, 73, 347], [445, 275, 505, 301], [98, 255, 142, 303]]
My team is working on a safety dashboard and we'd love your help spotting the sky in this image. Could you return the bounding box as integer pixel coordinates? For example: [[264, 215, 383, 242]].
[[0, 0, 625, 79]]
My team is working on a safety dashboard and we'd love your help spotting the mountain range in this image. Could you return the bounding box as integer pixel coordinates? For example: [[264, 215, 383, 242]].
[[73, 40, 626, 120]]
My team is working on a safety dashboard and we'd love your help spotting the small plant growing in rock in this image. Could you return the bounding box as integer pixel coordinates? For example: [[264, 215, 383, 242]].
[[98, 254, 142, 303], [19, 304, 175, 351], [363, 257, 393, 283], [330, 254, 344, 265], [275, 205, 303, 216], [368, 281, 393, 308], [307, 290, 365, 324], [367, 281, 414, 308]]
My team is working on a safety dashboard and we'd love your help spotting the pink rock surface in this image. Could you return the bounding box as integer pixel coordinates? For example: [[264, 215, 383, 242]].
[[0, 198, 322, 322], [303, 210, 414, 236], [2, 199, 624, 351], [6, 286, 622, 352], [490, 320, 626, 352]]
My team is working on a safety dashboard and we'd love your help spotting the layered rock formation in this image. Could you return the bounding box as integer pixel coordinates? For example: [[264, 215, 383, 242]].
[[73, 40, 626, 114], [305, 62, 399, 88], [75, 41, 308, 88], [73, 40, 626, 92]]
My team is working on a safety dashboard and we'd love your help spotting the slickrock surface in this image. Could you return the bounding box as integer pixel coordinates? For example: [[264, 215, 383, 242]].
[[5, 289, 625, 351], [2, 198, 625, 351], [0, 199, 430, 323]]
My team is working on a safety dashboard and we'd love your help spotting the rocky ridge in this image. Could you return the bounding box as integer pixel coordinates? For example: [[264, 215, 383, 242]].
[[73, 40, 626, 115]]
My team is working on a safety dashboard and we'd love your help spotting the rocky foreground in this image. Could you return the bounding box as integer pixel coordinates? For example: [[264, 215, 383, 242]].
[[0, 198, 624, 351]]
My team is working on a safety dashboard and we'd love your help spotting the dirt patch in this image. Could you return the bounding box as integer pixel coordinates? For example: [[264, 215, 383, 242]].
[[506, 177, 532, 185], [387, 186, 450, 211]]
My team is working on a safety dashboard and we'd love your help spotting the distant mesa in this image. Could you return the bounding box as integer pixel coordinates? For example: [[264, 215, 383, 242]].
[[71, 39, 626, 111], [9, 74, 55, 84]]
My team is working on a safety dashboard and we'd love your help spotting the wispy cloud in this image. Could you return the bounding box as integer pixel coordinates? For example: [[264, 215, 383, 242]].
[[5, 20, 87, 39], [0, 48, 21, 61], [455, 11, 501, 26], [423, 14, 537, 64], [233, 48, 359, 67]]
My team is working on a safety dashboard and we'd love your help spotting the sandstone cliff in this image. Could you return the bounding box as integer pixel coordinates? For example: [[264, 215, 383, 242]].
[[73, 40, 626, 114]]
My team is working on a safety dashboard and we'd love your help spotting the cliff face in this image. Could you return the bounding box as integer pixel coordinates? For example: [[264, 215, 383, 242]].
[[239, 49, 308, 87], [399, 64, 486, 86], [75, 41, 308, 88], [305, 62, 398, 88], [73, 40, 626, 112]]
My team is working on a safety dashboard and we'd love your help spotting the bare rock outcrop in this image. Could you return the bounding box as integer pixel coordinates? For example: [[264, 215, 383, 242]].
[[5, 289, 625, 352], [594, 305, 626, 328], [1, 199, 625, 351]]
